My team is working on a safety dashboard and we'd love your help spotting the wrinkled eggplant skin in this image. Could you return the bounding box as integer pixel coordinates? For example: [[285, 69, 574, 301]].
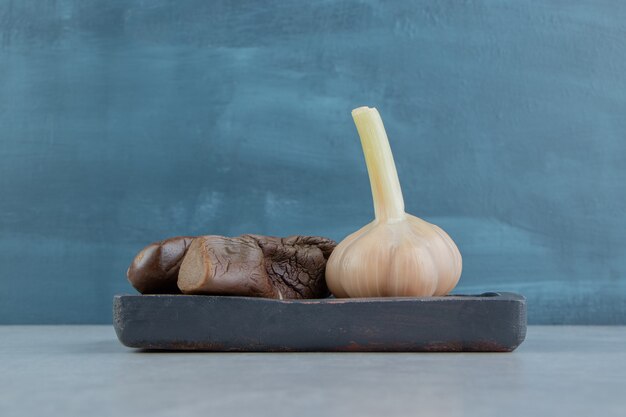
[[248, 235, 335, 299], [127, 236, 194, 294], [127, 234, 336, 299]]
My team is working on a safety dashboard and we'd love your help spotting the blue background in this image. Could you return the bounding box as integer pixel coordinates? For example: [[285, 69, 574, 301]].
[[1, 0, 625, 324]]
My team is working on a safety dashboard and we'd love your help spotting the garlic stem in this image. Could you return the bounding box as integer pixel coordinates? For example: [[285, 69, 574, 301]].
[[352, 107, 406, 222]]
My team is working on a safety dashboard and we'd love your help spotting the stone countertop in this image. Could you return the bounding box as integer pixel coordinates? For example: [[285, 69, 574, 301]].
[[0, 326, 624, 417]]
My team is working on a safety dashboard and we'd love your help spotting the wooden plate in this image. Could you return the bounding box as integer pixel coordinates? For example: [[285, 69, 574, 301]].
[[113, 292, 526, 352]]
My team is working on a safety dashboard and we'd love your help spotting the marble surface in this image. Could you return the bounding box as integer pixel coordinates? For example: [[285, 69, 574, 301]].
[[3, 1, 626, 325], [0, 325, 624, 417]]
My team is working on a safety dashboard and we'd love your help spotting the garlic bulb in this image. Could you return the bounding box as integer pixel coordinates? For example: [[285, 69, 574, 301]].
[[325, 107, 462, 298]]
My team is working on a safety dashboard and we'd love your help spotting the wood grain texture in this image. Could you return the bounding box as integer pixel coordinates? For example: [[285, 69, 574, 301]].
[[1, 1, 625, 323], [113, 292, 527, 352]]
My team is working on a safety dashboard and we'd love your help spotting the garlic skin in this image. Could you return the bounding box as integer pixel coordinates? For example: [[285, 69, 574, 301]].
[[326, 107, 462, 298]]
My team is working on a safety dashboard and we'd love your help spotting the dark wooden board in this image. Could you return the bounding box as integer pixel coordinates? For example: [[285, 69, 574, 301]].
[[113, 292, 526, 352]]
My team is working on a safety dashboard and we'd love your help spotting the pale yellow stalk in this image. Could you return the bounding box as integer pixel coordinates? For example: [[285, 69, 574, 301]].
[[352, 107, 405, 222]]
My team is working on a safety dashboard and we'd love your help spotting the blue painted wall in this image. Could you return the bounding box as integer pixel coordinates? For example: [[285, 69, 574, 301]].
[[1, 0, 625, 324]]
